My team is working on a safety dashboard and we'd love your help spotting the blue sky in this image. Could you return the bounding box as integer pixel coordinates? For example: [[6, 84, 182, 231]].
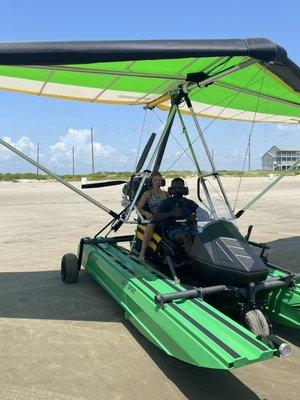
[[0, 0, 299, 173]]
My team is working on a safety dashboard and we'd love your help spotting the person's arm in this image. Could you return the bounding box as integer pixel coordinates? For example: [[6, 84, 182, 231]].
[[136, 191, 153, 220], [152, 200, 182, 223], [184, 200, 198, 225]]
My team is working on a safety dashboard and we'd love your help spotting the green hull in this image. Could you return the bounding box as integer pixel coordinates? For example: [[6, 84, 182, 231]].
[[265, 265, 300, 329], [81, 241, 286, 370]]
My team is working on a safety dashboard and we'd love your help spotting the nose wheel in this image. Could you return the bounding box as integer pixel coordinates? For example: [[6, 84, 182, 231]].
[[244, 309, 270, 337]]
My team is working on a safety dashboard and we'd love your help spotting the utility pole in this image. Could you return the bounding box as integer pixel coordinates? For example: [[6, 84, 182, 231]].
[[36, 142, 40, 175], [248, 135, 251, 171], [72, 146, 75, 175], [91, 125, 95, 174]]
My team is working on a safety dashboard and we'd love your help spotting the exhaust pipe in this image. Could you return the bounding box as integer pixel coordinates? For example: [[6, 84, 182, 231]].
[[266, 334, 292, 357], [278, 343, 292, 357]]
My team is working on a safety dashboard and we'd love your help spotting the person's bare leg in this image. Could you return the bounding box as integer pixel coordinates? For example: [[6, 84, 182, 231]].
[[139, 224, 155, 261]]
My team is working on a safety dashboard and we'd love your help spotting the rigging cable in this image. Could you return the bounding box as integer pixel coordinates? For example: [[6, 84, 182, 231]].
[[205, 56, 232, 75], [151, 108, 195, 166], [134, 107, 147, 171], [164, 64, 265, 172], [233, 65, 267, 211]]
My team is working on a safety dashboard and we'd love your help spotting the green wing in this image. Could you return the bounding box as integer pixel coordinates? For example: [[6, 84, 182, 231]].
[[0, 39, 299, 123]]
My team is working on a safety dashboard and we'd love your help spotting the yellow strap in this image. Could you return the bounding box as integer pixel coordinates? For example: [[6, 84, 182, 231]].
[[135, 230, 158, 252]]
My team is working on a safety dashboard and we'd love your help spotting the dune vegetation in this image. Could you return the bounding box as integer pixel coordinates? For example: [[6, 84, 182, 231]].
[[1, 169, 299, 182]]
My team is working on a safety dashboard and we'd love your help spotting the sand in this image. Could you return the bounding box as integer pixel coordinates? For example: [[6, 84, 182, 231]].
[[0, 176, 299, 399]]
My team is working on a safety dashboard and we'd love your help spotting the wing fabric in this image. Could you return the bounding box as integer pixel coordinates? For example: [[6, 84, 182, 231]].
[[0, 39, 299, 123]]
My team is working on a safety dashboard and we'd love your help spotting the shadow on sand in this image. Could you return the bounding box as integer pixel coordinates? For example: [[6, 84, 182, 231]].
[[267, 236, 300, 273], [265, 236, 300, 346], [0, 269, 123, 322], [125, 321, 261, 400], [0, 268, 263, 400], [1, 236, 299, 400]]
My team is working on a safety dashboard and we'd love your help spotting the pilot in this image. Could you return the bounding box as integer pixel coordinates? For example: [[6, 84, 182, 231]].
[[153, 177, 209, 255]]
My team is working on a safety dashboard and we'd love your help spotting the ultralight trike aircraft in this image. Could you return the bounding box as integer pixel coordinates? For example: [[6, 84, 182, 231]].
[[0, 38, 299, 370]]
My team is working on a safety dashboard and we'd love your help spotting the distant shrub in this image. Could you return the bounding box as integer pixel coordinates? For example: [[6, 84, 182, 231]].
[[0, 173, 48, 181], [1, 169, 299, 182]]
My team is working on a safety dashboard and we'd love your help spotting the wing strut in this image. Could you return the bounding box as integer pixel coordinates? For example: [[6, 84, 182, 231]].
[[183, 93, 235, 219], [235, 158, 300, 218], [0, 138, 119, 219]]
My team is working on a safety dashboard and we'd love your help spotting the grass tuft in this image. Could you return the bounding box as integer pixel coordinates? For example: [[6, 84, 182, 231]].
[[0, 169, 299, 182]]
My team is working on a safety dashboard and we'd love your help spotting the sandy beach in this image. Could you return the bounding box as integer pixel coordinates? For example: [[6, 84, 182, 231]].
[[0, 176, 299, 400]]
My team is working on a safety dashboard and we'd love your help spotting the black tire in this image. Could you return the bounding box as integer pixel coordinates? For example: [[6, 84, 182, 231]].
[[61, 253, 79, 283], [245, 309, 270, 337]]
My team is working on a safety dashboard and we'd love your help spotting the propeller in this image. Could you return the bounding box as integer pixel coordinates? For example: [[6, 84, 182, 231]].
[[135, 132, 156, 173], [81, 180, 126, 189], [152, 112, 176, 172]]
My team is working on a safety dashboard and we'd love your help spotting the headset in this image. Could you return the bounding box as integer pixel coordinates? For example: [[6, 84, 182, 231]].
[[167, 177, 189, 196]]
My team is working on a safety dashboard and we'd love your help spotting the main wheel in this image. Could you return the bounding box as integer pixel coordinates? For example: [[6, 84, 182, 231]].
[[245, 309, 270, 337], [61, 253, 79, 283]]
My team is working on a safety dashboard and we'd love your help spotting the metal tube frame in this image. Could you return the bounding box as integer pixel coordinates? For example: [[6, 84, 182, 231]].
[[146, 58, 257, 110], [183, 58, 257, 94], [176, 106, 201, 174], [122, 104, 178, 222], [0, 138, 118, 218], [237, 157, 300, 217], [154, 271, 300, 307], [185, 98, 235, 219], [176, 106, 214, 215]]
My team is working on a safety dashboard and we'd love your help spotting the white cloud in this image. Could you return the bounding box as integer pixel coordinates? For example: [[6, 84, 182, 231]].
[[1, 129, 137, 173], [217, 150, 247, 163], [49, 128, 118, 168], [0, 137, 12, 161], [276, 124, 300, 137], [175, 150, 188, 159], [17, 136, 37, 157], [0, 135, 39, 161], [120, 155, 130, 163]]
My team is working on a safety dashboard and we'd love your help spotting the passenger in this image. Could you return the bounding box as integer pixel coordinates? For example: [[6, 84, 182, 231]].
[[136, 172, 169, 261], [153, 177, 209, 255]]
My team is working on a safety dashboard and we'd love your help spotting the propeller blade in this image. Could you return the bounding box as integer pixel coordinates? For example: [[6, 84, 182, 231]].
[[153, 110, 176, 172], [135, 132, 156, 173], [82, 180, 126, 189]]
